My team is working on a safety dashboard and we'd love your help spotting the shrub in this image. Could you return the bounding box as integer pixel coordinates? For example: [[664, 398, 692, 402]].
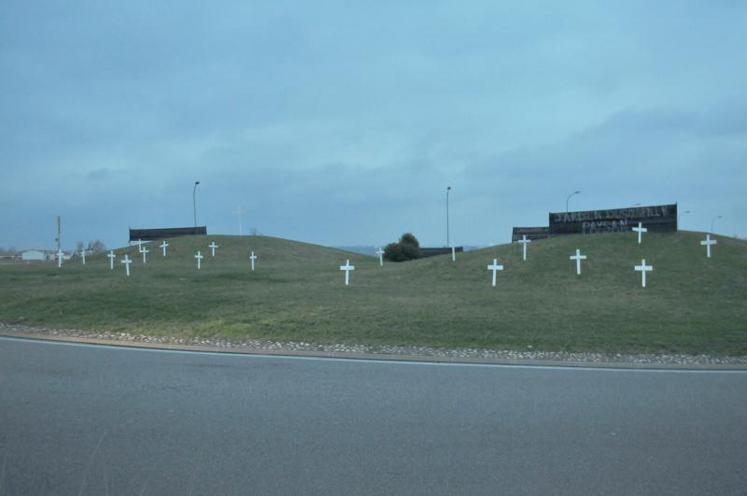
[[384, 233, 422, 262]]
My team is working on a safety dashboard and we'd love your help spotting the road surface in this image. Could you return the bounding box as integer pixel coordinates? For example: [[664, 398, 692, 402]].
[[1, 336, 746, 495]]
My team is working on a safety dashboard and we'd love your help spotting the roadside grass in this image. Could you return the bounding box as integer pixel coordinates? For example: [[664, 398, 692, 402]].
[[1, 232, 746, 355]]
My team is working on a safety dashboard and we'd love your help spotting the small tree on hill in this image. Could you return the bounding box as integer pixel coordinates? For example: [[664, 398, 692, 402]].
[[384, 232, 422, 262]]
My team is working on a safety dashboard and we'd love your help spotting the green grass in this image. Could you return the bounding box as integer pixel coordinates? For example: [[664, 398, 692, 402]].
[[1, 232, 746, 355]]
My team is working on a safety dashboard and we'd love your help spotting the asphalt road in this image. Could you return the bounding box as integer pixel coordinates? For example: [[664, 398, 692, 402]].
[[1, 337, 746, 495]]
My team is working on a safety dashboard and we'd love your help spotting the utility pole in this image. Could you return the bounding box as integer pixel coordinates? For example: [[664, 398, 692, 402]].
[[55, 216, 61, 252], [233, 206, 246, 236], [446, 186, 451, 247], [193, 181, 200, 227]]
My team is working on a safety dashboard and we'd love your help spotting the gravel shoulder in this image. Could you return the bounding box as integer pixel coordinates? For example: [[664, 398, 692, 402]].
[[1, 321, 746, 369]]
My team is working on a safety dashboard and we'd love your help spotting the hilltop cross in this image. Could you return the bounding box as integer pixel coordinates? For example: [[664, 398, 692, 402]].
[[57, 249, 64, 268], [340, 259, 355, 286], [121, 254, 132, 277], [570, 249, 587, 275], [107, 250, 116, 270], [80, 249, 86, 265], [632, 222, 647, 244], [160, 240, 169, 257], [451, 246, 456, 262], [487, 259, 504, 287], [141, 246, 149, 264], [136, 239, 144, 253], [209, 241, 219, 257], [518, 235, 531, 261], [195, 251, 204, 270], [249, 251, 257, 271], [375, 247, 384, 267], [634, 259, 653, 288], [700, 234, 717, 258]]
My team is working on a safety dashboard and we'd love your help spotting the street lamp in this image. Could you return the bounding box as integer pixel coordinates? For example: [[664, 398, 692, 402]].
[[566, 190, 581, 213], [711, 215, 722, 234], [193, 181, 200, 227], [446, 186, 452, 247]]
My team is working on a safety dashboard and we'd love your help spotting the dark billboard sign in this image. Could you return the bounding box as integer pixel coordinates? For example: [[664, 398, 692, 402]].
[[549, 204, 678, 235]]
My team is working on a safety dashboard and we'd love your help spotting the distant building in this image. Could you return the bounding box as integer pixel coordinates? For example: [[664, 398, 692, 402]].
[[21, 250, 47, 262]]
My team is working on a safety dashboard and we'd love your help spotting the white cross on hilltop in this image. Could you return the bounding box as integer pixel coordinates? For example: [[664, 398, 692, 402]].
[[634, 259, 653, 288], [518, 235, 531, 261], [249, 251, 257, 271], [136, 239, 144, 253], [632, 222, 647, 244], [375, 247, 384, 267], [570, 249, 587, 276], [107, 250, 116, 270], [209, 241, 219, 257], [487, 258, 504, 287], [195, 251, 204, 270], [160, 240, 169, 257], [700, 234, 717, 258], [121, 254, 132, 277], [80, 249, 86, 265], [57, 249, 64, 268], [340, 259, 355, 286], [141, 246, 149, 264], [451, 246, 456, 262]]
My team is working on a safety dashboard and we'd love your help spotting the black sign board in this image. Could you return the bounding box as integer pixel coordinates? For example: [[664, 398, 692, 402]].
[[549, 204, 677, 235], [129, 226, 207, 242], [512, 227, 550, 242]]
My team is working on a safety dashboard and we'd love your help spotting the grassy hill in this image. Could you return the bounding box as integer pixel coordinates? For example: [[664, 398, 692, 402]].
[[1, 232, 745, 355]]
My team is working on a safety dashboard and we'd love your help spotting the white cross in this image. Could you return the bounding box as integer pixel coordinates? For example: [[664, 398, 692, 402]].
[[700, 234, 717, 258], [141, 246, 149, 264], [570, 249, 587, 276], [160, 240, 169, 257], [121, 254, 132, 277], [518, 235, 531, 261], [57, 249, 64, 268], [107, 250, 116, 270], [340, 259, 355, 286], [451, 246, 456, 262], [136, 239, 144, 253], [195, 251, 204, 270], [487, 258, 504, 287], [375, 247, 384, 267], [209, 241, 219, 257], [634, 258, 653, 288], [249, 251, 257, 271], [632, 222, 647, 244], [80, 249, 86, 265]]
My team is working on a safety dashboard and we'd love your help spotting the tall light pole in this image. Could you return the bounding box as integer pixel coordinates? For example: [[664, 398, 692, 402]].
[[711, 215, 722, 234], [446, 186, 452, 247], [233, 206, 246, 236], [566, 190, 580, 213], [193, 181, 200, 227]]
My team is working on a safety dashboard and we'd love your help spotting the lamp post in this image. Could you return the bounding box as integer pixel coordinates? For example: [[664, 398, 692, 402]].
[[566, 190, 580, 213], [193, 181, 200, 227], [446, 186, 451, 247], [711, 215, 722, 234]]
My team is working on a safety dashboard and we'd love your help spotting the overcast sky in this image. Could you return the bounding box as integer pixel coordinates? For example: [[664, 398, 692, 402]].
[[2, 1, 746, 250]]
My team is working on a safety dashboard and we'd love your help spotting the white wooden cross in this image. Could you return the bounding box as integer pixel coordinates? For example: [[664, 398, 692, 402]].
[[209, 241, 219, 257], [195, 251, 204, 270], [570, 249, 587, 275], [107, 250, 116, 270], [121, 254, 132, 277], [451, 246, 456, 262], [632, 222, 647, 244], [518, 235, 531, 261], [634, 258, 653, 288], [160, 240, 169, 257], [141, 246, 149, 264], [249, 251, 257, 271], [700, 234, 717, 258], [375, 247, 384, 267], [80, 249, 86, 265], [340, 259, 355, 286], [136, 239, 144, 253], [57, 249, 64, 268], [487, 258, 504, 287]]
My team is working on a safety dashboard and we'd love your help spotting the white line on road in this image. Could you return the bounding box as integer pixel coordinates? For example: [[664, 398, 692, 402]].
[[1, 335, 745, 374]]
